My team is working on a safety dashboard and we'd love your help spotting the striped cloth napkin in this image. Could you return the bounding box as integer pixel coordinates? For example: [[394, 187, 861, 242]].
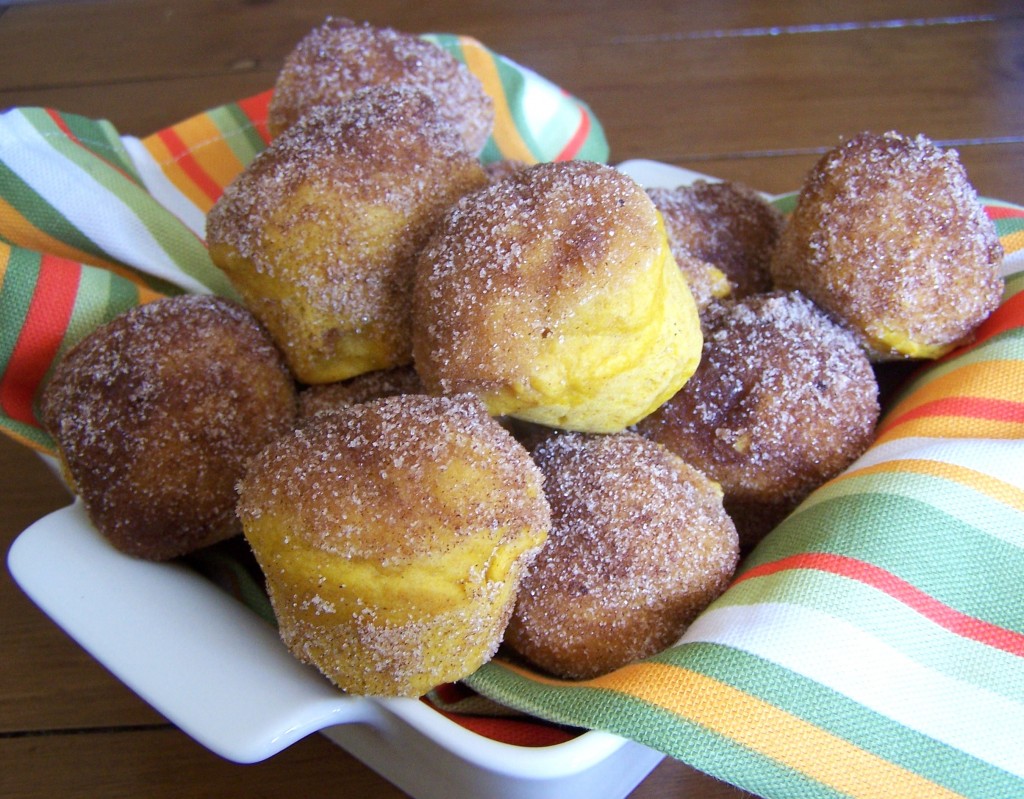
[[3, 32, 1023, 799]]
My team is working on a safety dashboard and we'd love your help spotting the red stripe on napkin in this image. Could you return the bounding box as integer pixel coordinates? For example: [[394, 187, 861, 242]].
[[236, 89, 274, 144], [155, 127, 224, 204], [45, 109, 136, 183], [0, 253, 80, 425], [555, 103, 592, 161], [987, 206, 1024, 220], [429, 705, 578, 747], [737, 553, 1024, 657], [881, 396, 1024, 432], [957, 290, 1024, 351]]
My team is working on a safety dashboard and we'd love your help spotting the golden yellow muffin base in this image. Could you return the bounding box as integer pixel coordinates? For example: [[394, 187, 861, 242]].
[[209, 182, 413, 383], [496, 230, 702, 431], [413, 162, 704, 434], [207, 89, 487, 384], [247, 520, 544, 697], [237, 394, 550, 697]]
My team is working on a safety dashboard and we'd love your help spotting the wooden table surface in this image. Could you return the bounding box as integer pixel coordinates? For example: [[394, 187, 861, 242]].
[[1, 2, 1022, 797]]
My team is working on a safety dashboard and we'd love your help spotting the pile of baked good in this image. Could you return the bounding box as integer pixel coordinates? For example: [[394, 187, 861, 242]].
[[39, 18, 1004, 695]]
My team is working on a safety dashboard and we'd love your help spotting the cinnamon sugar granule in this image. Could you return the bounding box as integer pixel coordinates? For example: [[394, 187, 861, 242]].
[[648, 180, 781, 307], [40, 295, 297, 560]]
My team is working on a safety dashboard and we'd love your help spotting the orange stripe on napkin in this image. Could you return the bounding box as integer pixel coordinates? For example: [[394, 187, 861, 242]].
[[500, 659, 962, 799], [609, 664, 962, 799], [876, 413, 1024, 443], [877, 359, 1024, 440], [459, 40, 536, 163], [877, 391, 1024, 441], [0, 194, 123, 271], [164, 113, 246, 195], [1002, 230, 1024, 253], [836, 458, 1024, 513], [944, 291, 1024, 357], [144, 129, 223, 210]]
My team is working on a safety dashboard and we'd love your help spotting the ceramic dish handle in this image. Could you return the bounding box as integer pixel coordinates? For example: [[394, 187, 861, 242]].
[[7, 501, 376, 763]]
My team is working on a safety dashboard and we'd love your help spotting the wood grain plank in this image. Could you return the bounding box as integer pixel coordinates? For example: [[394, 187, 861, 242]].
[[3, 11, 1022, 178], [551, 19, 1024, 155], [1, 0, 1021, 91]]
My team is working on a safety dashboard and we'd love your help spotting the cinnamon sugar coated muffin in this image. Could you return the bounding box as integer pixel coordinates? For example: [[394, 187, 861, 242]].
[[412, 160, 703, 433], [207, 86, 488, 384], [770, 131, 1003, 360], [505, 432, 739, 680], [636, 291, 879, 548], [268, 17, 494, 155], [237, 393, 551, 697], [647, 180, 781, 311], [40, 296, 298, 560]]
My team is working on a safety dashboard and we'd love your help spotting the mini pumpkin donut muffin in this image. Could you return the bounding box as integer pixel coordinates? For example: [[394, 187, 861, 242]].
[[636, 291, 879, 549], [647, 180, 781, 311], [770, 131, 1004, 360], [412, 160, 703, 433], [268, 17, 494, 155], [40, 295, 298, 561], [207, 86, 488, 384], [297, 364, 424, 421], [237, 393, 551, 697], [504, 432, 739, 680]]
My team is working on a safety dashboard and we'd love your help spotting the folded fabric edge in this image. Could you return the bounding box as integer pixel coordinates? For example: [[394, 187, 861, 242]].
[[465, 648, 1016, 799]]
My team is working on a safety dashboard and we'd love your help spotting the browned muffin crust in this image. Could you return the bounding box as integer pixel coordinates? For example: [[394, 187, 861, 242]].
[[505, 431, 738, 680], [208, 86, 488, 383], [647, 179, 781, 309], [41, 295, 297, 560], [268, 17, 494, 154], [297, 365, 425, 421], [636, 291, 880, 548], [412, 159, 702, 432], [769, 130, 1003, 360], [237, 393, 550, 696]]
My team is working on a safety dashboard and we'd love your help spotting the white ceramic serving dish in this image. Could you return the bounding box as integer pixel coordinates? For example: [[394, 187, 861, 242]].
[[6, 160, 718, 799]]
